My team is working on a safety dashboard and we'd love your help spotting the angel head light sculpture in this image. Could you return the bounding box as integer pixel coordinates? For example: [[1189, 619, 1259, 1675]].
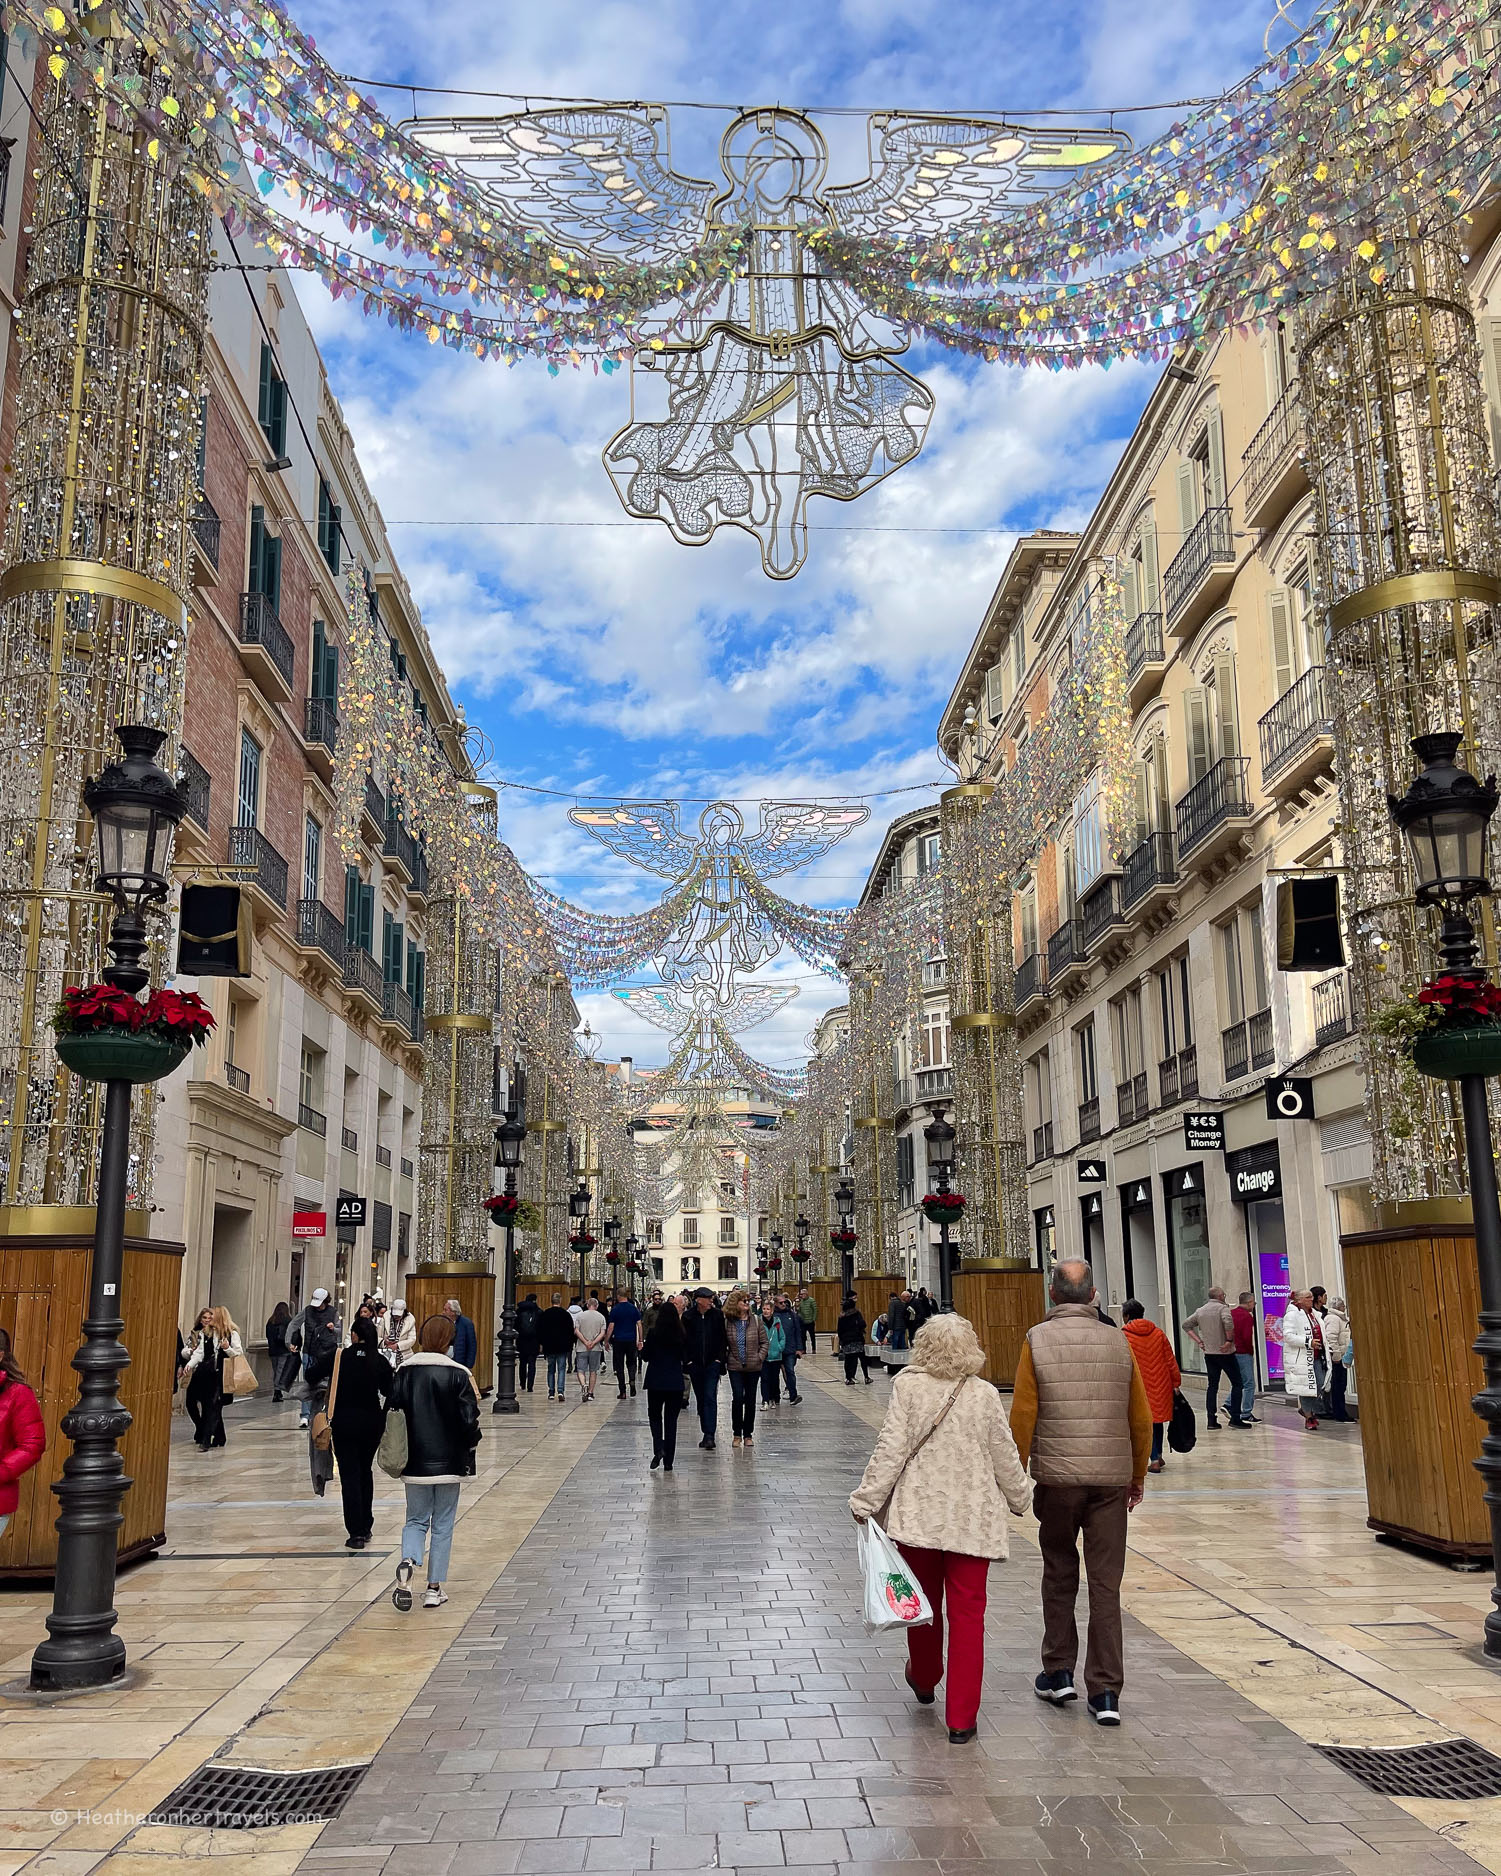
[[417, 109, 1125, 578]]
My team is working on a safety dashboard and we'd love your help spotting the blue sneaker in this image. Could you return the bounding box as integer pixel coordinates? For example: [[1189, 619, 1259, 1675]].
[[1088, 1691, 1121, 1725], [1034, 1669, 1077, 1703]]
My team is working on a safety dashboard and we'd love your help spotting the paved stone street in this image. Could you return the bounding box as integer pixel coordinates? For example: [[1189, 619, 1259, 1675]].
[[303, 1373, 1484, 1876]]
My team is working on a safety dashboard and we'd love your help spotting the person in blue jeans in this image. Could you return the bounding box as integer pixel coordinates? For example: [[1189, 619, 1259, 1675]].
[[683, 1288, 728, 1450], [773, 1291, 803, 1403], [537, 1292, 576, 1402], [387, 1315, 481, 1611]]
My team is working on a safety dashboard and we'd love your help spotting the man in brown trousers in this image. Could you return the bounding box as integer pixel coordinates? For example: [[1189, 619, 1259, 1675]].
[[1010, 1259, 1151, 1725]]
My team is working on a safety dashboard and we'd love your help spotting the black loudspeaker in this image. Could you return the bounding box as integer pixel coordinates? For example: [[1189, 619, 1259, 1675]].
[[1275, 875, 1345, 971], [178, 884, 251, 977]]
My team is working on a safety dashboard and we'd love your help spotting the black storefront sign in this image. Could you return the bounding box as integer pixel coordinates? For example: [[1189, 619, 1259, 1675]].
[[1183, 1110, 1225, 1153], [1264, 1076, 1315, 1121], [1164, 1164, 1204, 1199], [1226, 1140, 1282, 1204], [1121, 1177, 1153, 1213], [1080, 1191, 1105, 1222], [335, 1193, 367, 1232], [1077, 1158, 1107, 1184]]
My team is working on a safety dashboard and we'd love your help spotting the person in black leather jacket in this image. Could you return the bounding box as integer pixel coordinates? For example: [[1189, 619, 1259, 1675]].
[[515, 1293, 543, 1393], [387, 1315, 481, 1611], [682, 1288, 729, 1451]]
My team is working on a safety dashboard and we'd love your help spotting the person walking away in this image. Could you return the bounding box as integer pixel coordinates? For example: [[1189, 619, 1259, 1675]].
[[388, 1315, 481, 1610], [266, 1302, 295, 1401], [1182, 1287, 1246, 1428], [380, 1298, 416, 1369], [1309, 1285, 1331, 1410], [1281, 1290, 1322, 1429], [1120, 1301, 1180, 1473], [727, 1295, 770, 1446], [914, 1287, 936, 1326], [774, 1290, 803, 1403], [683, 1287, 728, 1449], [1231, 1291, 1259, 1424], [181, 1308, 245, 1450], [0, 1327, 45, 1540], [1010, 1261, 1152, 1725], [850, 1312, 1030, 1744], [605, 1288, 643, 1398], [538, 1292, 575, 1401], [329, 1314, 393, 1549], [882, 1290, 912, 1376], [1324, 1297, 1353, 1421], [797, 1285, 818, 1355], [443, 1298, 478, 1374], [644, 1295, 687, 1472], [758, 1298, 782, 1406], [838, 1294, 877, 1384], [289, 1288, 337, 1429], [574, 1296, 607, 1402], [515, 1292, 543, 1393]]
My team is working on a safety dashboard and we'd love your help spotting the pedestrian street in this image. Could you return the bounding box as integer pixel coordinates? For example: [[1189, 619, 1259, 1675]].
[[4, 1353, 1501, 1876]]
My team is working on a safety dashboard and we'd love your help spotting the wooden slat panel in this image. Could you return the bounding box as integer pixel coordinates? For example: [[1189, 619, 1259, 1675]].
[[810, 1279, 842, 1335], [405, 1272, 496, 1394], [952, 1270, 1048, 1388]]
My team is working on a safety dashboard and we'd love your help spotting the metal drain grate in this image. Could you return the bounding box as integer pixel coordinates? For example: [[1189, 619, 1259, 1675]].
[[1315, 1738, 1501, 1799], [146, 1761, 370, 1828]]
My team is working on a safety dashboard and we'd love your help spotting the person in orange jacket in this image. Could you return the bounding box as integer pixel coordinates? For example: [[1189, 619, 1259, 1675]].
[[1121, 1299, 1181, 1473]]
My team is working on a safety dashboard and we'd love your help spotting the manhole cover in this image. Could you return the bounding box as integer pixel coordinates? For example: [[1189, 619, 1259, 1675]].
[[146, 1762, 370, 1828], [1315, 1739, 1501, 1799]]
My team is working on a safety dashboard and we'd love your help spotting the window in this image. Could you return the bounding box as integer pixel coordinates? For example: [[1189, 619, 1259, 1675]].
[[344, 864, 375, 955], [1183, 651, 1239, 783], [1268, 566, 1322, 700], [1077, 1020, 1099, 1104], [1026, 1049, 1054, 1132], [917, 1008, 950, 1070], [298, 1041, 324, 1113], [718, 1215, 737, 1244], [1011, 624, 1025, 689], [646, 1218, 663, 1245], [311, 619, 339, 704], [717, 1256, 738, 1281], [1177, 407, 1227, 532], [303, 814, 321, 903], [679, 1256, 700, 1282], [398, 1211, 411, 1259], [317, 477, 341, 575], [404, 945, 426, 1011], [897, 1132, 915, 1208], [651, 1256, 664, 1279], [1112, 986, 1145, 1082], [382, 910, 405, 984], [1219, 902, 1271, 1026], [247, 504, 282, 613], [1134, 737, 1171, 844], [257, 341, 287, 456], [1157, 957, 1194, 1058], [916, 832, 940, 875], [237, 730, 261, 829], [1122, 518, 1160, 621], [226, 998, 240, 1067], [681, 1216, 699, 1247], [1018, 880, 1038, 960], [1073, 771, 1105, 894]]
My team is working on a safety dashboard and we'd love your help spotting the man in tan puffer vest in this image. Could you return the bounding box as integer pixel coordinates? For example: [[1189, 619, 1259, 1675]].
[[1010, 1260, 1151, 1725]]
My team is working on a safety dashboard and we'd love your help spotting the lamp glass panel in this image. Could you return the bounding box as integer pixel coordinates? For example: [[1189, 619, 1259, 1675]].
[[1409, 804, 1489, 892], [95, 798, 159, 888]]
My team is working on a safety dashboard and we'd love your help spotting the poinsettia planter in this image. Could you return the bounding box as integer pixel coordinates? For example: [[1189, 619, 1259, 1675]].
[[921, 1201, 965, 1227], [1413, 1023, 1501, 1080], [56, 1028, 190, 1084]]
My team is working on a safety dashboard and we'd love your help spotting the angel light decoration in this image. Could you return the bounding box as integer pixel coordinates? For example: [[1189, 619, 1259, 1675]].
[[417, 109, 1124, 577]]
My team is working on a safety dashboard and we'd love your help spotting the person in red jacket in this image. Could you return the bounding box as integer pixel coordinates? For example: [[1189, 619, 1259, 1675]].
[[1121, 1300, 1181, 1474], [0, 1327, 45, 1537]]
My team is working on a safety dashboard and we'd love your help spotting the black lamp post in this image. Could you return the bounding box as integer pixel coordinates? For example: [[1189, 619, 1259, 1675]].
[[569, 1180, 592, 1301], [625, 1232, 641, 1301], [31, 727, 184, 1692], [769, 1228, 783, 1291], [834, 1175, 856, 1300], [491, 1087, 526, 1417], [924, 1104, 958, 1314], [604, 1214, 621, 1293], [1390, 731, 1501, 1655]]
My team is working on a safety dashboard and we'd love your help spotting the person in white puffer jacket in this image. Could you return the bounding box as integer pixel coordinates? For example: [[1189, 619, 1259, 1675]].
[[1280, 1292, 1323, 1431]]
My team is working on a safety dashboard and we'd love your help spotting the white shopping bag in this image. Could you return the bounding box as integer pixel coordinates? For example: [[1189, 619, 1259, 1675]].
[[857, 1518, 934, 1634]]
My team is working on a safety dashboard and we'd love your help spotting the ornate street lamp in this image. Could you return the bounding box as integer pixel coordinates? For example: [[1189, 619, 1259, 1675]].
[[768, 1227, 784, 1285], [625, 1231, 642, 1301], [32, 727, 185, 1692], [490, 1081, 526, 1417], [833, 1174, 857, 1300], [1390, 733, 1501, 1655], [568, 1180, 593, 1300], [924, 1105, 958, 1313], [604, 1214, 622, 1292]]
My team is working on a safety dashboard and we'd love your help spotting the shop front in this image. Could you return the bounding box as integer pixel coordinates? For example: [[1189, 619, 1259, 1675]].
[[1225, 1140, 1288, 1389], [1119, 1175, 1159, 1321], [1163, 1163, 1211, 1373], [1034, 1204, 1056, 1266]]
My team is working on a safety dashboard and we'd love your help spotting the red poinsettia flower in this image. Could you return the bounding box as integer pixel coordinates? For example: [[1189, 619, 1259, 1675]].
[[1416, 975, 1501, 1024], [921, 1191, 967, 1209], [55, 984, 215, 1046]]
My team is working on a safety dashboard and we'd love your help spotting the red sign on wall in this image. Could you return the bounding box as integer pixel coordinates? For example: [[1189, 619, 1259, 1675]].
[[292, 1211, 327, 1238]]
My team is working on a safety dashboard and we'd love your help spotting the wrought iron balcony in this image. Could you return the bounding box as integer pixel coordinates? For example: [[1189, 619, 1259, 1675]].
[[178, 748, 210, 831], [921, 958, 947, 988], [383, 814, 420, 882], [191, 491, 221, 570], [1176, 756, 1252, 862], [1015, 951, 1044, 1007], [1031, 1121, 1054, 1163], [362, 773, 385, 834], [1125, 610, 1165, 704], [1121, 830, 1176, 910], [1221, 1010, 1272, 1082], [1258, 665, 1332, 788], [341, 1125, 359, 1153], [296, 897, 345, 969], [298, 1102, 327, 1136], [224, 1062, 249, 1094], [1159, 1044, 1198, 1107], [342, 942, 384, 1010], [304, 695, 338, 756], [382, 977, 416, 1035], [228, 824, 288, 909], [412, 848, 430, 898], [1079, 874, 1123, 952], [1164, 505, 1235, 633], [1249, 1006, 1274, 1070], [915, 1066, 953, 1102], [1313, 972, 1350, 1048], [239, 591, 295, 693], [1046, 917, 1087, 985], [1116, 1073, 1149, 1128], [1078, 1095, 1101, 1145], [1242, 381, 1305, 530]]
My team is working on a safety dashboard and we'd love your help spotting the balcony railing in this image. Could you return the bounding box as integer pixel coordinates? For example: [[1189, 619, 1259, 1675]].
[[1047, 917, 1087, 983], [363, 774, 386, 829], [915, 1065, 953, 1102], [191, 491, 221, 569], [304, 695, 339, 756], [343, 943, 383, 1009], [1125, 610, 1164, 684], [1015, 951, 1043, 1006], [298, 1103, 327, 1136], [921, 958, 947, 988], [1079, 874, 1123, 952], [1221, 1009, 1272, 1082], [1249, 1005, 1274, 1070], [1031, 1121, 1054, 1163], [400, 1156, 414, 1179], [376, 1144, 393, 1168], [1243, 380, 1302, 519], [1121, 831, 1175, 909], [1164, 504, 1234, 624], [1176, 756, 1252, 860], [179, 748, 210, 831], [1159, 1045, 1199, 1107], [1258, 665, 1331, 782], [224, 1062, 250, 1094], [1116, 1072, 1150, 1128], [1078, 1095, 1101, 1145], [384, 815, 420, 881], [382, 977, 416, 1036], [239, 591, 295, 691], [341, 1126, 359, 1153], [296, 898, 345, 969], [228, 824, 288, 909], [1313, 973, 1350, 1048], [412, 848, 430, 897]]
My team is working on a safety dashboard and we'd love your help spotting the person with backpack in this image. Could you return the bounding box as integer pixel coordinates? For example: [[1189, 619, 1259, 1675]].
[[0, 1326, 45, 1540], [388, 1315, 482, 1610], [515, 1292, 543, 1393], [288, 1288, 338, 1429], [1120, 1300, 1181, 1474]]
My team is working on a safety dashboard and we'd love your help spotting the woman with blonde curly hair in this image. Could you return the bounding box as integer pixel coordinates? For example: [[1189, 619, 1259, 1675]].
[[849, 1311, 1029, 1743], [180, 1306, 245, 1451]]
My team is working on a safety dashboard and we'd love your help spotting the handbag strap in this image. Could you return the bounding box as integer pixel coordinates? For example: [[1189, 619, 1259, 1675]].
[[327, 1347, 343, 1418]]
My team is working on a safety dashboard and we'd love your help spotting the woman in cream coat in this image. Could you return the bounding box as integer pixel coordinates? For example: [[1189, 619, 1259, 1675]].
[[850, 1312, 1030, 1743]]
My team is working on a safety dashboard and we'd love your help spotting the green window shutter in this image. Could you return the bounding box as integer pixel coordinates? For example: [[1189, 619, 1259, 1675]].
[[264, 532, 281, 614], [1140, 520, 1160, 610], [1205, 407, 1227, 509], [1184, 686, 1211, 783], [414, 952, 425, 1011], [325, 640, 339, 702], [1121, 558, 1139, 623], [1212, 652, 1240, 760], [248, 505, 264, 594], [1268, 588, 1294, 699], [381, 910, 394, 980], [359, 883, 375, 956], [257, 343, 273, 435], [312, 619, 327, 698], [1176, 460, 1198, 535], [345, 865, 360, 944], [392, 922, 404, 985]]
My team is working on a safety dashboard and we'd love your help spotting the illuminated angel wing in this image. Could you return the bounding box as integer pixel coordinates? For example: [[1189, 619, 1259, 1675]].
[[568, 801, 698, 880], [613, 986, 692, 1033], [823, 116, 1128, 241], [744, 802, 870, 880], [414, 108, 716, 267]]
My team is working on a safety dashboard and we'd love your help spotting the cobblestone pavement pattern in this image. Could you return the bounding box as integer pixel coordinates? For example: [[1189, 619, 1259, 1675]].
[[304, 1377, 1486, 1876]]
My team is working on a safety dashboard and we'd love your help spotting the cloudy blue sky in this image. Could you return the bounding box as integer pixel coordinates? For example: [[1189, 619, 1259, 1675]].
[[290, 0, 1301, 1067]]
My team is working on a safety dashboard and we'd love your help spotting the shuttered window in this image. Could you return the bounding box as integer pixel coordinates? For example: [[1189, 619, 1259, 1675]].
[[237, 730, 261, 829], [257, 342, 287, 456]]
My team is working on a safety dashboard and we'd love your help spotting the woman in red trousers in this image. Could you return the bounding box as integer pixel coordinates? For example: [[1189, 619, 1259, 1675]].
[[849, 1312, 1030, 1742], [0, 1326, 46, 1541]]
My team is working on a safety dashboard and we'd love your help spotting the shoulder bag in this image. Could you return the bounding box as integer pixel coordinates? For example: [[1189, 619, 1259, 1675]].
[[310, 1348, 342, 1453], [377, 1376, 409, 1478], [224, 1344, 258, 1399], [871, 1377, 967, 1528]]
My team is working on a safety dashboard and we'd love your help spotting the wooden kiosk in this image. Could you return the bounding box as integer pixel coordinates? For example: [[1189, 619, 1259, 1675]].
[[406, 1261, 497, 1395]]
